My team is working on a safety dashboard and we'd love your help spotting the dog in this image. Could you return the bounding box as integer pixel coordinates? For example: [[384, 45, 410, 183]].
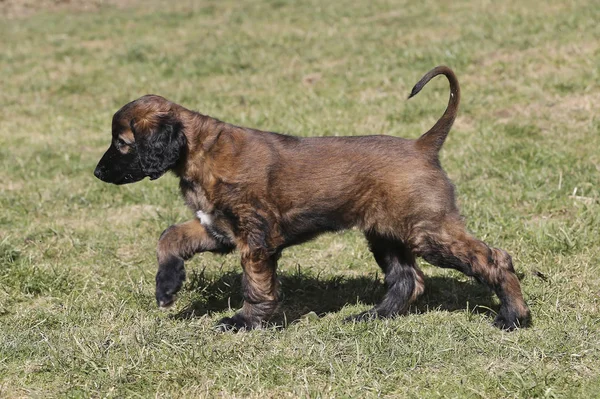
[[94, 66, 530, 331]]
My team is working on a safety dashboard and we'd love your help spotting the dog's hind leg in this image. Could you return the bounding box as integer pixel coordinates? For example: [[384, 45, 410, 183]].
[[156, 219, 234, 308], [412, 217, 530, 330], [347, 234, 425, 322]]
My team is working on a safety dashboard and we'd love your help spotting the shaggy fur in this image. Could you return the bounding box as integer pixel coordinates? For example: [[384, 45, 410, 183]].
[[94, 66, 530, 331]]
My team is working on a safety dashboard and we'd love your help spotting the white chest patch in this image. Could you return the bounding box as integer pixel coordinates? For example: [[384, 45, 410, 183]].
[[196, 210, 213, 227]]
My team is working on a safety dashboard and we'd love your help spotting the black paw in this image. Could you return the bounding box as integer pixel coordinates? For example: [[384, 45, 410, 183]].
[[155, 259, 185, 308], [493, 307, 531, 331], [344, 309, 380, 323], [215, 314, 254, 332]]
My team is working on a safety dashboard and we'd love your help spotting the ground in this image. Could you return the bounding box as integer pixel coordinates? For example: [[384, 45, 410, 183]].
[[1, 0, 599, 397]]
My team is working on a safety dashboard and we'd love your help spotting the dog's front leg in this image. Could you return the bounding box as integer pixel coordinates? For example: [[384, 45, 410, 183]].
[[216, 247, 280, 331], [155, 219, 233, 308]]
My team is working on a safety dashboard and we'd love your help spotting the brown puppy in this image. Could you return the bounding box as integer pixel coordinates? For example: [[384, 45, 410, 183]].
[[94, 66, 530, 331]]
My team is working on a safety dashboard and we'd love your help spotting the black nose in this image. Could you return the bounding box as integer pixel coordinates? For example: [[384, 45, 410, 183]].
[[94, 166, 104, 180]]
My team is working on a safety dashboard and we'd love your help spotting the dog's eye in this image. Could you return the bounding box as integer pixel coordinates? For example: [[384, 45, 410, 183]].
[[116, 138, 128, 148]]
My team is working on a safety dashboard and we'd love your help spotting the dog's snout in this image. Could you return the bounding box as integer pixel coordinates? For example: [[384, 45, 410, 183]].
[[94, 166, 105, 180]]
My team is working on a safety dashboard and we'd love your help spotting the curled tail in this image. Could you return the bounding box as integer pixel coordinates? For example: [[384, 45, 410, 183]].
[[409, 66, 460, 154]]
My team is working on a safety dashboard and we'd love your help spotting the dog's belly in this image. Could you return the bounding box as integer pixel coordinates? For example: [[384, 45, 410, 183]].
[[278, 209, 350, 248]]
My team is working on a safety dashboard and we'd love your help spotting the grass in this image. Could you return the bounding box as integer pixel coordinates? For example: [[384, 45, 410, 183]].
[[1, 0, 599, 397]]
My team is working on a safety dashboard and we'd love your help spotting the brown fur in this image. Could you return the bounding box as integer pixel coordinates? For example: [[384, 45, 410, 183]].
[[95, 66, 530, 331]]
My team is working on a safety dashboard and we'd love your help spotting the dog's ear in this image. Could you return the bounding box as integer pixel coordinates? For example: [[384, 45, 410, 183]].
[[132, 114, 187, 180]]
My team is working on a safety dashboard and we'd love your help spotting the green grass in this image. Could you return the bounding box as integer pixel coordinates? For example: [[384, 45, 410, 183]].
[[1, 0, 599, 397]]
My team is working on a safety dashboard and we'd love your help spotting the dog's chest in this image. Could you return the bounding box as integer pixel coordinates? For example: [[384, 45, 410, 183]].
[[180, 178, 214, 214], [180, 178, 228, 233], [195, 210, 213, 227], [179, 178, 241, 246]]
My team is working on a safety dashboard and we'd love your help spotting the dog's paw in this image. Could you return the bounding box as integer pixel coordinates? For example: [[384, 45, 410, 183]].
[[157, 294, 177, 309], [214, 314, 253, 332], [344, 309, 380, 323], [155, 264, 185, 308], [493, 307, 531, 331]]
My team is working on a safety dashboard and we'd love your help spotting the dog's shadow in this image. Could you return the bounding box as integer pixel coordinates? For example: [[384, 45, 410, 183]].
[[172, 268, 498, 324]]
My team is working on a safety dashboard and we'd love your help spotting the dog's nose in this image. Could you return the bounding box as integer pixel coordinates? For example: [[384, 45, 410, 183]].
[[94, 166, 104, 180]]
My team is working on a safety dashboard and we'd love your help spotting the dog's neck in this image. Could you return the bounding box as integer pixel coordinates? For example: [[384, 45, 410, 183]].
[[173, 109, 223, 186], [180, 110, 219, 153]]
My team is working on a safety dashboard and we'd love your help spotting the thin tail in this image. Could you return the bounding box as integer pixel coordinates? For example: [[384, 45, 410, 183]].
[[409, 66, 460, 154]]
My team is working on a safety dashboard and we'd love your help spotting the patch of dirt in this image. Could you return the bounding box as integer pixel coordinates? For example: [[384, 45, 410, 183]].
[[116, 243, 139, 261], [453, 115, 476, 132], [475, 42, 599, 77], [54, 204, 160, 232], [302, 73, 322, 86], [104, 204, 160, 226], [0, 180, 25, 191], [0, 0, 141, 19], [494, 92, 600, 129]]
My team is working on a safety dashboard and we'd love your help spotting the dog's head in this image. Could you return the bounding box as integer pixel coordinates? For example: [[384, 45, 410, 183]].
[[94, 95, 187, 185]]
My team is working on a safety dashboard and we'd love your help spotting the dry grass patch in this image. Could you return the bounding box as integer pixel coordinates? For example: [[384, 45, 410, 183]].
[[0, 0, 142, 18]]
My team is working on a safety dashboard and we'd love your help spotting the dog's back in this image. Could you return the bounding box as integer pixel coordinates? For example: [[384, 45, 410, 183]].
[[226, 131, 453, 244]]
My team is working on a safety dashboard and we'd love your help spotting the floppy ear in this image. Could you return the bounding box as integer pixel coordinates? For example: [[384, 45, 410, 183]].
[[132, 114, 187, 180]]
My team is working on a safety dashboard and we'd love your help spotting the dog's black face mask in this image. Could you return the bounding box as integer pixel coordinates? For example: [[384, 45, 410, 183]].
[[93, 137, 145, 185], [94, 110, 186, 185]]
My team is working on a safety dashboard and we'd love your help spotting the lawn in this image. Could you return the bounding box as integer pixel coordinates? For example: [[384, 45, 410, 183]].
[[1, 0, 599, 397]]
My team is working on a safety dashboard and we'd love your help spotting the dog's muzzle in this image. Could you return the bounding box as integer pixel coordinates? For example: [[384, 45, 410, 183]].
[[94, 144, 145, 185]]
